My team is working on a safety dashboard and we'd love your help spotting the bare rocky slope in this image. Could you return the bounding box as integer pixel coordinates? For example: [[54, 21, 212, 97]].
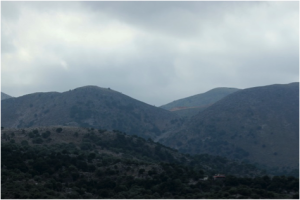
[[158, 82, 299, 172], [1, 86, 182, 139]]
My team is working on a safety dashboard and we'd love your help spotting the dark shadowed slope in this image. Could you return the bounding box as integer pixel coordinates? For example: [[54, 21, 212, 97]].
[[158, 82, 299, 171], [1, 86, 182, 139], [4, 127, 296, 199], [160, 87, 240, 118], [1, 92, 13, 100]]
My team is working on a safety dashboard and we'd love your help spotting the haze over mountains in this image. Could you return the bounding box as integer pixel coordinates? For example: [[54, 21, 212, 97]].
[[1, 82, 299, 175]]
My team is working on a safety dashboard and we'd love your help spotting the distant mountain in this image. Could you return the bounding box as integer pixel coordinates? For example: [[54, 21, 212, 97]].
[[1, 92, 12, 100], [1, 86, 182, 139], [160, 87, 240, 118], [158, 83, 299, 172]]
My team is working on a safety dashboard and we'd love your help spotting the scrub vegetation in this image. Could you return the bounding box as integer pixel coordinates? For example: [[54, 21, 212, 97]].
[[1, 127, 298, 199]]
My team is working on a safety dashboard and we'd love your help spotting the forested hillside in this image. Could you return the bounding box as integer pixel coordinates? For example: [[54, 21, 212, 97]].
[[1, 126, 298, 199]]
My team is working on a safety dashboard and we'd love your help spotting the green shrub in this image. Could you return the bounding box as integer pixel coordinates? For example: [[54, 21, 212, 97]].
[[42, 131, 51, 138], [32, 138, 43, 144], [21, 140, 29, 146], [56, 128, 63, 133]]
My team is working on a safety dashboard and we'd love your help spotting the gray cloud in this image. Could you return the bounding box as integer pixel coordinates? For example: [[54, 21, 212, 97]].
[[1, 1, 299, 106], [1, 34, 16, 54], [81, 1, 249, 39], [1, 1, 21, 21]]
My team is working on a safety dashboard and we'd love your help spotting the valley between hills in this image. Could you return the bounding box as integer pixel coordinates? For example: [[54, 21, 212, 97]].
[[1, 82, 299, 199]]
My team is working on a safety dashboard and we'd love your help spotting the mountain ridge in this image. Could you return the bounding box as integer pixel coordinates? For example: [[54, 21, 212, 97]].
[[160, 87, 240, 109], [1, 85, 181, 140], [160, 87, 240, 118], [158, 82, 299, 171]]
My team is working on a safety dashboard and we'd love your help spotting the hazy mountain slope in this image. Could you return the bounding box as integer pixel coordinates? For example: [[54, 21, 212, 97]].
[[1, 86, 181, 139], [160, 87, 240, 111], [1, 92, 12, 100], [160, 87, 240, 119], [158, 82, 299, 171]]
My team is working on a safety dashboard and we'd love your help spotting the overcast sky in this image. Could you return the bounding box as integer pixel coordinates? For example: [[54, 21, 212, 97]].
[[1, 1, 299, 106]]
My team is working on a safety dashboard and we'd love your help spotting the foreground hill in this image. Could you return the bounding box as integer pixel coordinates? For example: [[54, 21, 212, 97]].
[[2, 126, 298, 199], [160, 87, 240, 118], [1, 86, 181, 139], [1, 126, 265, 177], [158, 83, 299, 173], [1, 92, 13, 100]]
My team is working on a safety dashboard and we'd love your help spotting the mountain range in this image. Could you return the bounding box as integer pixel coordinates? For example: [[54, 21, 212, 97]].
[[1, 82, 299, 175], [1, 86, 181, 139], [158, 82, 299, 172]]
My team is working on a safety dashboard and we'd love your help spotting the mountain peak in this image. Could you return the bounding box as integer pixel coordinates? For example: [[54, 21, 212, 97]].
[[73, 85, 113, 91], [1, 86, 179, 139], [70, 85, 120, 95]]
